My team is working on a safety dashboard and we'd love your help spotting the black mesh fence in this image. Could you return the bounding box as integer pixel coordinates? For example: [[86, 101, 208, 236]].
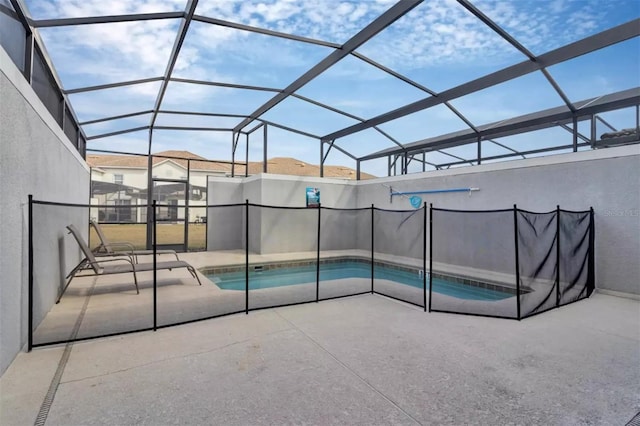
[[29, 197, 595, 348], [318, 207, 372, 300], [559, 210, 594, 306], [157, 204, 245, 327], [430, 208, 517, 318], [517, 210, 558, 317], [429, 206, 594, 320], [373, 207, 427, 308], [247, 205, 318, 310], [31, 201, 153, 347]]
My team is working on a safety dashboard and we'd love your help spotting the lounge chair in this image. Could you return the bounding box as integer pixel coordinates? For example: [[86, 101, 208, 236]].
[[90, 220, 179, 262], [60, 224, 202, 303]]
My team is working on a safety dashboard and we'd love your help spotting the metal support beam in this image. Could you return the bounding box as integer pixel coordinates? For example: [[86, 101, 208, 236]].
[[477, 136, 482, 165], [320, 141, 324, 178], [258, 120, 320, 139], [330, 143, 358, 160], [572, 115, 578, 152], [359, 88, 640, 161], [233, 0, 422, 133], [356, 160, 361, 181], [149, 0, 198, 130], [170, 77, 280, 93], [322, 139, 334, 164], [245, 133, 249, 177], [231, 131, 237, 177], [79, 110, 154, 126], [436, 143, 590, 168], [65, 77, 164, 94], [246, 123, 264, 135], [292, 93, 404, 149], [558, 122, 590, 143], [153, 126, 231, 132], [86, 126, 150, 140], [457, 0, 576, 112], [263, 124, 268, 173], [192, 15, 340, 49], [323, 20, 640, 141], [24, 32, 34, 83], [30, 12, 184, 27], [595, 115, 617, 132], [146, 129, 154, 250], [485, 138, 526, 158], [159, 110, 248, 119]]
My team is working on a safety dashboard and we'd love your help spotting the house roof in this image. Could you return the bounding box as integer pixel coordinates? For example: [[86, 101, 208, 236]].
[[87, 151, 374, 180]]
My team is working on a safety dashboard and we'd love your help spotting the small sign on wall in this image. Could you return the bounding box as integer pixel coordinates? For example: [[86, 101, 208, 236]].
[[306, 187, 320, 207]]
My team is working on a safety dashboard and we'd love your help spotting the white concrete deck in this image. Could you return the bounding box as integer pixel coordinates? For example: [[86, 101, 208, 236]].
[[2, 291, 639, 425]]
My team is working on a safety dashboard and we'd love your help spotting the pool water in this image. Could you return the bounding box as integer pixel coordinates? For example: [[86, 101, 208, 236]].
[[206, 261, 511, 301]]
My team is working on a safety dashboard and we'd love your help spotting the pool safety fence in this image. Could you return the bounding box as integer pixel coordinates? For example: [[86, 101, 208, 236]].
[[28, 197, 594, 349], [429, 205, 595, 319]]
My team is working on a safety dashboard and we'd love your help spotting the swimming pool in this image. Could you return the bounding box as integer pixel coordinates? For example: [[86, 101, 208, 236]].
[[206, 261, 511, 301]]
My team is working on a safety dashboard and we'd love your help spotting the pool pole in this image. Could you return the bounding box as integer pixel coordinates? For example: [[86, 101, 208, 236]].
[[371, 204, 374, 294], [28, 194, 33, 352], [514, 204, 521, 320], [316, 204, 321, 303], [556, 205, 561, 308], [422, 202, 427, 312], [153, 199, 157, 331], [428, 203, 433, 313], [245, 200, 249, 314], [588, 207, 595, 296]]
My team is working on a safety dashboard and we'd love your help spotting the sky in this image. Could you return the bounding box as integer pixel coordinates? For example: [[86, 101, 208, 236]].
[[16, 0, 640, 176]]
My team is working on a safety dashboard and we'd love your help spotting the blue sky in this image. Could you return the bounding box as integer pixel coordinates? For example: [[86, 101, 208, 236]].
[[22, 0, 640, 176]]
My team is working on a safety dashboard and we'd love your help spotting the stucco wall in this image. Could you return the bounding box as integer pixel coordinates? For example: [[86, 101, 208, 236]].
[[207, 174, 358, 253], [0, 48, 90, 374], [206, 177, 244, 251], [357, 146, 640, 295]]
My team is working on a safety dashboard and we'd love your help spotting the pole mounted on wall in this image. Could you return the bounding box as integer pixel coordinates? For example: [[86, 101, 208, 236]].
[[387, 185, 480, 206]]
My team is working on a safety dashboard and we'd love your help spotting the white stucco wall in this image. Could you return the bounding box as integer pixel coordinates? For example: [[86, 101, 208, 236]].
[[0, 48, 90, 374], [207, 174, 358, 253]]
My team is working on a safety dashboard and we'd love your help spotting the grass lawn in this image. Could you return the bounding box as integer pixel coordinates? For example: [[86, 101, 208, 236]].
[[90, 223, 207, 251]]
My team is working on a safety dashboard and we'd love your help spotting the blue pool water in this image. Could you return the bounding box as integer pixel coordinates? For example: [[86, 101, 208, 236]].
[[206, 261, 511, 301]]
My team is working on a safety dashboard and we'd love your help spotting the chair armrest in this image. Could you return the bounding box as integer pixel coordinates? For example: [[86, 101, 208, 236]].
[[105, 242, 137, 252], [90, 257, 135, 267]]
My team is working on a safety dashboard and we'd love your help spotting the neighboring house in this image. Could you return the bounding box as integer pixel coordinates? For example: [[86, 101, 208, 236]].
[[87, 150, 372, 223]]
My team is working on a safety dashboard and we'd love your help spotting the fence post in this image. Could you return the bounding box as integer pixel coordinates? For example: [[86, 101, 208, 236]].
[[421, 202, 427, 311], [152, 199, 157, 331], [28, 194, 34, 351], [514, 204, 521, 320], [428, 203, 433, 313], [588, 207, 595, 296], [316, 204, 321, 302], [556, 205, 561, 308], [371, 204, 374, 294], [245, 200, 249, 314]]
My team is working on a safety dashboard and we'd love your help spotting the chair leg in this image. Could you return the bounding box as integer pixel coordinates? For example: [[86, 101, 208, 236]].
[[133, 271, 139, 294], [188, 266, 202, 285], [65, 260, 87, 279], [56, 274, 76, 304]]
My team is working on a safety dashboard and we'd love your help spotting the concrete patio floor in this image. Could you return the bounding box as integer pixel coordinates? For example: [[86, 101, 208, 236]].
[[2, 292, 639, 425]]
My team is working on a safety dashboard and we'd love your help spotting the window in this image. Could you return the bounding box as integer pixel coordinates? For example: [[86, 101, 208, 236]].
[[114, 174, 123, 185]]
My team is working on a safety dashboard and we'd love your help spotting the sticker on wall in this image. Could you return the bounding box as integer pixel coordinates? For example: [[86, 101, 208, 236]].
[[306, 187, 320, 207]]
